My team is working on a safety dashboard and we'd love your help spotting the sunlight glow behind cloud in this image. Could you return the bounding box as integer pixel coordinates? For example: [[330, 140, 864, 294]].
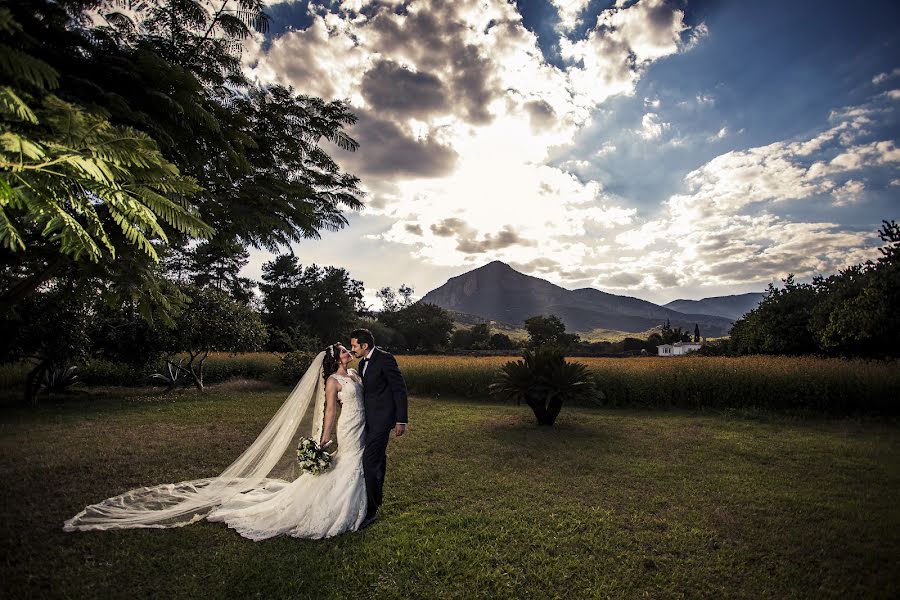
[[240, 0, 898, 304]]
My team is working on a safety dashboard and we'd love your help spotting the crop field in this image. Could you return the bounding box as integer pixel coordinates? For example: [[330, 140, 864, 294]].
[[3, 354, 897, 415]]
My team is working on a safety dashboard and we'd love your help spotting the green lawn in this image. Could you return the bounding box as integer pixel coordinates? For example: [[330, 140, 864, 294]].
[[1, 384, 898, 599]]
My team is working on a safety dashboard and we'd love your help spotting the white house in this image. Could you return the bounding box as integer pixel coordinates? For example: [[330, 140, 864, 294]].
[[657, 341, 702, 356]]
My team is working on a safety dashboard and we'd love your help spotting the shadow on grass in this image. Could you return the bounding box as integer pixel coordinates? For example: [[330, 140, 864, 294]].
[[479, 410, 630, 454]]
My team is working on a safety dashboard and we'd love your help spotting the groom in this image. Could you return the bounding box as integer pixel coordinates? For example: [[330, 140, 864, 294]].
[[350, 328, 408, 528]]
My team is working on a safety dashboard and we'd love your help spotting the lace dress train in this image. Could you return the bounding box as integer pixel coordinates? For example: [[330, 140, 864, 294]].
[[207, 372, 367, 540]]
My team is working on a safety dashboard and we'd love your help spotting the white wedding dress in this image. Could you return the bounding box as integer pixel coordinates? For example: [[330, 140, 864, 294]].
[[207, 371, 367, 540], [64, 353, 367, 540]]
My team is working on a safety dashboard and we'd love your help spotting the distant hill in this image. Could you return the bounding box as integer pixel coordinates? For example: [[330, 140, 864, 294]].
[[420, 261, 735, 337], [663, 292, 765, 321]]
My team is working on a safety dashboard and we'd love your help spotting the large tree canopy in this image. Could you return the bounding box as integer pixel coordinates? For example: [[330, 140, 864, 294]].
[[1, 0, 364, 314]]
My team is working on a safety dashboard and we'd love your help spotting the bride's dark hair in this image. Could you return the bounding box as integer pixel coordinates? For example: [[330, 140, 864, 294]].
[[322, 343, 342, 385]]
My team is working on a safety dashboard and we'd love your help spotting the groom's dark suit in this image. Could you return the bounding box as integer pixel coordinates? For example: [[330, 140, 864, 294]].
[[359, 347, 408, 518]]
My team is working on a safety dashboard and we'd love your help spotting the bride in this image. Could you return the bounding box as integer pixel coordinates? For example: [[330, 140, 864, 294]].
[[64, 343, 368, 540]]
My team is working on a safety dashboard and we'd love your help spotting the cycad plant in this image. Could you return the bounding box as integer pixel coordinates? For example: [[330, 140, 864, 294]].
[[490, 346, 595, 426]]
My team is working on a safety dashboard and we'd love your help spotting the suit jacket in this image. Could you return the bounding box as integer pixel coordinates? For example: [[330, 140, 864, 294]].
[[361, 347, 408, 433]]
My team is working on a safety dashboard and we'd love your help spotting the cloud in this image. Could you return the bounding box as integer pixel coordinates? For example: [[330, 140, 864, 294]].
[[832, 179, 865, 206], [430, 218, 471, 237], [455, 226, 536, 254], [242, 1, 893, 303], [872, 68, 900, 85], [605, 97, 897, 287], [523, 99, 557, 132], [550, 0, 591, 31], [638, 112, 670, 139], [339, 110, 459, 179], [361, 59, 450, 117], [560, 0, 695, 106]]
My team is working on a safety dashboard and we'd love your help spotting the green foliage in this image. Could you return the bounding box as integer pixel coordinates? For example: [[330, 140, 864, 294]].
[[730, 221, 900, 358], [274, 351, 317, 385], [524, 314, 580, 348], [48, 0, 364, 250], [89, 300, 173, 367], [173, 285, 266, 353], [491, 346, 595, 425], [489, 332, 515, 350], [183, 237, 255, 303], [659, 319, 692, 344], [0, 278, 94, 402], [0, 7, 212, 262], [36, 364, 78, 394], [376, 284, 413, 313], [1, 0, 361, 327], [259, 255, 364, 350], [729, 276, 818, 355], [379, 301, 454, 352], [167, 285, 267, 389], [357, 318, 405, 352], [451, 322, 492, 350]]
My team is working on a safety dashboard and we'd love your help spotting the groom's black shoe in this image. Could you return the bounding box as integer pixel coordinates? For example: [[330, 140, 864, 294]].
[[358, 511, 379, 530]]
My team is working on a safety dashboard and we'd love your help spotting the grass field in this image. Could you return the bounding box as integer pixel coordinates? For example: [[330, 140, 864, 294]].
[[1, 384, 897, 598]]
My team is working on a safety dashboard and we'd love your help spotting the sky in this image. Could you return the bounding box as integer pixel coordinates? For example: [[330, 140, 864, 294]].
[[240, 0, 900, 307]]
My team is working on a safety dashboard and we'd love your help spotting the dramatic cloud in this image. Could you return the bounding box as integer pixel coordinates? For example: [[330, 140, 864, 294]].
[[361, 60, 450, 117], [338, 110, 458, 179], [607, 96, 899, 288], [455, 226, 535, 254], [240, 0, 897, 306]]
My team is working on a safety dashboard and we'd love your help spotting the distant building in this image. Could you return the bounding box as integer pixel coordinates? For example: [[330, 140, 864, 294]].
[[657, 341, 702, 356]]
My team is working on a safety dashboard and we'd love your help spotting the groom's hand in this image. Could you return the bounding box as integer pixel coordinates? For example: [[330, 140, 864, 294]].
[[394, 423, 407, 437]]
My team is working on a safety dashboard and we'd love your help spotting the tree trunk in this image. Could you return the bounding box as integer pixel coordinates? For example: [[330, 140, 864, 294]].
[[526, 394, 554, 426], [24, 361, 48, 406], [545, 395, 563, 425]]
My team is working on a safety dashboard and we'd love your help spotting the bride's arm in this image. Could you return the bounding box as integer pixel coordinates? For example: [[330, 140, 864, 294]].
[[321, 377, 340, 447]]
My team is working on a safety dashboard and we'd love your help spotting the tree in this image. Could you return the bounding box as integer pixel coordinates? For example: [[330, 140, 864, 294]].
[[809, 220, 900, 357], [0, 275, 94, 404], [490, 346, 595, 426], [451, 322, 492, 350], [376, 284, 414, 313], [524, 314, 580, 348], [259, 256, 364, 350], [694, 323, 700, 343], [659, 319, 692, 344], [186, 237, 255, 304], [380, 302, 453, 352], [0, 6, 213, 309], [166, 285, 267, 390], [54, 0, 365, 250], [3, 1, 363, 322], [729, 275, 818, 355], [489, 332, 515, 350]]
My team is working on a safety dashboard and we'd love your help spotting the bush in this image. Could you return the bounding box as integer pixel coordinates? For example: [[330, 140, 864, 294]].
[[79, 359, 149, 387], [490, 347, 596, 425], [275, 351, 318, 385]]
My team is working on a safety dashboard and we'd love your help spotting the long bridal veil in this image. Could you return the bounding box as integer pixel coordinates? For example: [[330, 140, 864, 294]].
[[64, 351, 328, 531]]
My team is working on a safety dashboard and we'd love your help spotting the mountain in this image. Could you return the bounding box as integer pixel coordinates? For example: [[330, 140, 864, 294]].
[[420, 261, 735, 336], [663, 292, 765, 321]]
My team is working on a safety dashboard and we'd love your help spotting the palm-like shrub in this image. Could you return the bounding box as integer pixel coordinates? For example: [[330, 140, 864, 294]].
[[490, 346, 595, 425]]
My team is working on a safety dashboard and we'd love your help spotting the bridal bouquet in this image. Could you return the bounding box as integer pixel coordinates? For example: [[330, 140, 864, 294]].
[[296, 437, 333, 475]]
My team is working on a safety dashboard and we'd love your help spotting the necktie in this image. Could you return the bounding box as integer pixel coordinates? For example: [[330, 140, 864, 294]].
[[360, 358, 368, 377]]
